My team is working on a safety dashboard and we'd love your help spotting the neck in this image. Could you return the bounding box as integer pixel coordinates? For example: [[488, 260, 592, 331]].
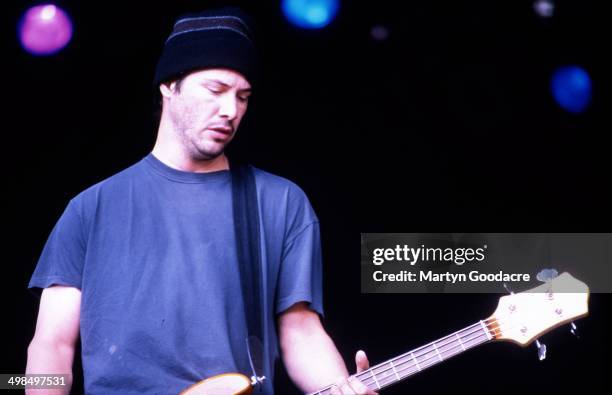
[[152, 116, 229, 173], [308, 320, 495, 395], [151, 146, 229, 173]]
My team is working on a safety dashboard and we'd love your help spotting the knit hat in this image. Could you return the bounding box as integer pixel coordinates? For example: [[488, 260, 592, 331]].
[[153, 7, 258, 87]]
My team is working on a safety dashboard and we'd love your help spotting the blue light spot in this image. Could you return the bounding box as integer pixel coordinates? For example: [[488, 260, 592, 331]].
[[282, 0, 340, 29], [551, 66, 592, 114]]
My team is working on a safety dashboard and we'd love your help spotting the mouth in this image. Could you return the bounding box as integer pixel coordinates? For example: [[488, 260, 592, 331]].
[[208, 126, 233, 135], [207, 127, 233, 142]]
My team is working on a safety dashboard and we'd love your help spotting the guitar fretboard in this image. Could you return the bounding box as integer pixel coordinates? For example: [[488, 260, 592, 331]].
[[308, 320, 494, 395]]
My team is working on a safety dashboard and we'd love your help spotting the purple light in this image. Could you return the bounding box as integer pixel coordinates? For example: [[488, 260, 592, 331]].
[[19, 4, 73, 56], [533, 0, 555, 18], [370, 25, 390, 41]]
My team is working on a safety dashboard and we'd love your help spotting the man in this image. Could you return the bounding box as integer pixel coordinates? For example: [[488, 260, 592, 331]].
[[26, 7, 376, 395]]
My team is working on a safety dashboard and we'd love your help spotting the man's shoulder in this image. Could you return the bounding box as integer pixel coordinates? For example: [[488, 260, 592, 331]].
[[250, 166, 319, 223], [72, 157, 148, 202], [251, 166, 294, 187], [250, 166, 308, 199]]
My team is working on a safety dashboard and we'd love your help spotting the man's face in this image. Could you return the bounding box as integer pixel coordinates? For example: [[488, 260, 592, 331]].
[[161, 68, 252, 161]]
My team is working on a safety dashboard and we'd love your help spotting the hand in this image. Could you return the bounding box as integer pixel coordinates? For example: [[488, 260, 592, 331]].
[[329, 350, 378, 395]]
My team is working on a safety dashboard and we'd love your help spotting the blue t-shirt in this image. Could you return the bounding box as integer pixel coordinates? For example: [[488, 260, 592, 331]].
[[29, 154, 324, 395]]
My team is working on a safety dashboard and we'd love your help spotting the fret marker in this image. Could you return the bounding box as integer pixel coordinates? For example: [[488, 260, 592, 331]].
[[369, 370, 381, 390], [456, 333, 466, 351], [389, 360, 401, 381], [479, 320, 492, 341], [411, 352, 422, 371], [432, 343, 443, 361]]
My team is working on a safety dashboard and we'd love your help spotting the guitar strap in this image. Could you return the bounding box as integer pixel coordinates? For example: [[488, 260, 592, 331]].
[[230, 160, 264, 372]]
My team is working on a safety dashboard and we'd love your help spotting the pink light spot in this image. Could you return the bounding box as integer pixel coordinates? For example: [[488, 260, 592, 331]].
[[19, 4, 73, 56]]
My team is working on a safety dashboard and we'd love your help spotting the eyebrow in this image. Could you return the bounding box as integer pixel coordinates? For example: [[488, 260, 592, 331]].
[[205, 79, 252, 93]]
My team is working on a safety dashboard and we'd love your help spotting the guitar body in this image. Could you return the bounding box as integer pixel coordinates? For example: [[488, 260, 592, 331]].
[[180, 373, 253, 395]]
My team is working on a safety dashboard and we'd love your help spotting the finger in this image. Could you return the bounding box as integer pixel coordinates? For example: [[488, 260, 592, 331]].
[[330, 377, 346, 395], [337, 376, 356, 395], [329, 383, 341, 395], [350, 375, 379, 395], [355, 350, 370, 373], [347, 376, 369, 395]]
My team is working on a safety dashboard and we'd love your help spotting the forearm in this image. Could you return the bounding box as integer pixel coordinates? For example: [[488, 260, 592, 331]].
[[281, 326, 349, 393], [25, 339, 74, 395]]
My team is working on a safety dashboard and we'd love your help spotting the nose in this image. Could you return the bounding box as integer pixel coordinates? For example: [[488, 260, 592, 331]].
[[218, 94, 239, 121]]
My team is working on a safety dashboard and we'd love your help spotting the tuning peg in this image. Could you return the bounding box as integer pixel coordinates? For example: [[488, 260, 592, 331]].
[[503, 283, 514, 294], [535, 339, 547, 361], [570, 322, 579, 338]]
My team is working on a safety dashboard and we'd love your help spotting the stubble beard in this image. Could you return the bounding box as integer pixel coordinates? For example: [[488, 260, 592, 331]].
[[182, 127, 227, 161]]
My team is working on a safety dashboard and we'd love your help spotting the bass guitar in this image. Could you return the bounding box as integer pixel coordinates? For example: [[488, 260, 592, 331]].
[[181, 272, 589, 395]]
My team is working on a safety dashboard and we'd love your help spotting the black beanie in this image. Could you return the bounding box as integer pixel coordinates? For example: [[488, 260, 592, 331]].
[[153, 7, 258, 87]]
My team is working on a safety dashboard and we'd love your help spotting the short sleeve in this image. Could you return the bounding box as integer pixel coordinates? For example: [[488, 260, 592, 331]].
[[28, 198, 86, 294], [275, 221, 324, 316]]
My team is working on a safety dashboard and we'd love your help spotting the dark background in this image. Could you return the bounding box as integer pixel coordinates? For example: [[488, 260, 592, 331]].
[[5, 0, 609, 394]]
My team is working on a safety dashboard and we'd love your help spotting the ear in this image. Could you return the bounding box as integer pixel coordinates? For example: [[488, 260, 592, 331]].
[[159, 81, 177, 98]]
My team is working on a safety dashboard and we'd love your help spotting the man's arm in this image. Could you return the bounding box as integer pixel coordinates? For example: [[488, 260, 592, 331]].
[[278, 302, 377, 394], [26, 285, 81, 394]]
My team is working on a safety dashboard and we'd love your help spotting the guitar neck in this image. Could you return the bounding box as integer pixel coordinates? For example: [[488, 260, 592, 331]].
[[309, 319, 496, 395]]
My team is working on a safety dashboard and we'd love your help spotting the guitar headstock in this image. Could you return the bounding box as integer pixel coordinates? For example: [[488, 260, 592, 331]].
[[489, 272, 589, 346]]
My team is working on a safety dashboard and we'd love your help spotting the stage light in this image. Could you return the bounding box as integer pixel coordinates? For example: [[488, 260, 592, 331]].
[[370, 25, 389, 41], [281, 0, 340, 29], [19, 4, 73, 56], [551, 66, 592, 114], [534, 0, 555, 18]]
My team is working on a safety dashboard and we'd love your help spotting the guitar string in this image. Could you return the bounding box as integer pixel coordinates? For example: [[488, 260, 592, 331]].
[[357, 319, 532, 386], [355, 317, 531, 391], [362, 331, 491, 390], [313, 306, 571, 395], [356, 319, 496, 378], [311, 289, 585, 395], [310, 322, 495, 395], [356, 328, 491, 390], [369, 286, 582, 375], [309, 316, 520, 395], [310, 331, 491, 395]]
